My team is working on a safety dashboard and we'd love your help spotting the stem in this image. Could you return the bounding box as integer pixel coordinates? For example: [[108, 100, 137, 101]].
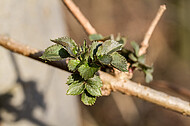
[[139, 4, 166, 56], [62, 0, 97, 35]]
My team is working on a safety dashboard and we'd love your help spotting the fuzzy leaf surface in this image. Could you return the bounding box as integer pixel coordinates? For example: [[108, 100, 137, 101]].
[[81, 91, 96, 105], [111, 52, 128, 72], [51, 37, 78, 56], [97, 40, 122, 56], [67, 81, 85, 95], [78, 62, 99, 80], [98, 55, 112, 65], [86, 75, 102, 96], [40, 44, 70, 61], [68, 59, 81, 72]]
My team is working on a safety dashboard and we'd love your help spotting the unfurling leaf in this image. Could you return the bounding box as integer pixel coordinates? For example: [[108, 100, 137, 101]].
[[89, 34, 103, 41], [40, 44, 70, 61], [129, 53, 137, 62], [116, 34, 127, 47], [97, 40, 122, 56], [81, 90, 96, 105], [111, 52, 128, 72], [78, 62, 99, 80], [131, 41, 139, 56], [90, 42, 102, 60], [66, 81, 85, 95], [98, 55, 112, 65], [51, 37, 78, 56], [68, 59, 81, 72]]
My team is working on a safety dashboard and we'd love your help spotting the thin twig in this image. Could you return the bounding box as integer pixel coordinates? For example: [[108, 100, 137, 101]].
[[0, 35, 190, 116], [139, 4, 166, 56], [62, 0, 97, 35]]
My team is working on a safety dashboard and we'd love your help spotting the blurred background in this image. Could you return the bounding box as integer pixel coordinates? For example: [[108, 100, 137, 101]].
[[0, 0, 190, 126]]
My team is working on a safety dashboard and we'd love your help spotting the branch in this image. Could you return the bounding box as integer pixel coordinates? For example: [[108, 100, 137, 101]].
[[0, 35, 68, 71], [99, 71, 190, 116], [62, 0, 97, 35], [139, 4, 166, 56], [0, 35, 190, 116]]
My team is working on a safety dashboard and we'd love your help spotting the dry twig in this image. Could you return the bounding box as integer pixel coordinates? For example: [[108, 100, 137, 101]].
[[62, 0, 97, 35], [139, 4, 166, 56]]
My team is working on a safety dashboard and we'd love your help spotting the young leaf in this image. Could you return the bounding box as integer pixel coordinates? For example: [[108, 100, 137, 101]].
[[67, 81, 85, 95], [131, 41, 139, 56], [78, 62, 99, 80], [116, 34, 127, 47], [87, 75, 103, 88], [89, 34, 103, 41], [145, 72, 153, 83], [97, 40, 122, 56], [85, 75, 102, 96], [66, 73, 83, 85], [138, 55, 145, 64], [51, 37, 78, 56], [98, 55, 112, 65], [85, 84, 101, 97], [40, 44, 70, 61], [68, 59, 81, 72], [111, 52, 128, 72], [90, 42, 102, 60], [129, 53, 138, 62], [81, 91, 96, 105]]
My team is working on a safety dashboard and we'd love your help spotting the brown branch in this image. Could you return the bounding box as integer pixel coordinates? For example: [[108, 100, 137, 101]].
[[0, 35, 68, 71], [62, 0, 97, 35], [139, 4, 166, 56], [0, 35, 190, 116], [99, 71, 190, 116]]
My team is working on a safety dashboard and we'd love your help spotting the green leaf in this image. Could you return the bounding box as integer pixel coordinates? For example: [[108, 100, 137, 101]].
[[51, 37, 78, 56], [111, 52, 128, 72], [40, 44, 70, 61], [85, 84, 101, 97], [138, 55, 145, 64], [145, 72, 153, 83], [89, 34, 103, 41], [98, 55, 112, 65], [87, 75, 103, 88], [68, 59, 81, 72], [116, 34, 127, 47], [67, 81, 85, 95], [129, 53, 137, 62], [97, 40, 122, 56], [86, 75, 102, 96], [81, 91, 96, 105], [78, 62, 99, 80], [90, 42, 102, 60], [66, 73, 83, 85], [131, 41, 139, 56]]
